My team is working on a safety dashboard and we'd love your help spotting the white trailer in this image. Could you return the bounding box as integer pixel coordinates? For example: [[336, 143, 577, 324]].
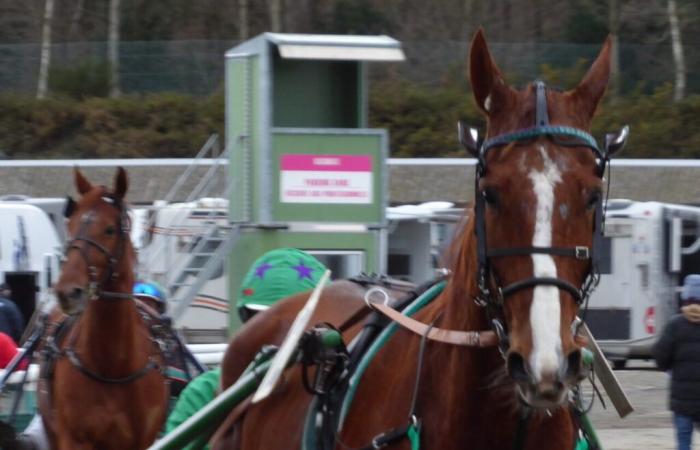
[[588, 200, 700, 367], [0, 202, 62, 339], [134, 198, 457, 342]]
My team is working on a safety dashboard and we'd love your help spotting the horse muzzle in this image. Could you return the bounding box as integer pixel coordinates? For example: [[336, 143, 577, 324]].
[[506, 348, 583, 409], [55, 283, 89, 315]]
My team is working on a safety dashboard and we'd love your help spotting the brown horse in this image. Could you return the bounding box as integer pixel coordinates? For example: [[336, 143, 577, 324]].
[[213, 29, 615, 450], [41, 168, 168, 450]]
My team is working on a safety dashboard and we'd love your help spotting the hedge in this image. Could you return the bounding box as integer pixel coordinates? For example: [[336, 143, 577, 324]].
[[1, 81, 699, 159]]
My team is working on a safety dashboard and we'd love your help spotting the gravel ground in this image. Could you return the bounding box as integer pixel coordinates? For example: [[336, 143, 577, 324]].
[[587, 361, 700, 449]]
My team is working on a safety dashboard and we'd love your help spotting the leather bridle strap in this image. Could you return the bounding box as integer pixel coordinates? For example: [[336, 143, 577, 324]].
[[65, 346, 160, 384], [488, 246, 590, 260], [368, 302, 499, 347], [500, 277, 582, 304]]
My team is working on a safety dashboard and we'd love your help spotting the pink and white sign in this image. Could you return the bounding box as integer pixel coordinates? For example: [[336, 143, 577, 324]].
[[280, 154, 373, 204]]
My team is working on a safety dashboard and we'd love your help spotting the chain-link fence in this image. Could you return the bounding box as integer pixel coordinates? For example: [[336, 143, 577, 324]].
[[1, 39, 698, 96]]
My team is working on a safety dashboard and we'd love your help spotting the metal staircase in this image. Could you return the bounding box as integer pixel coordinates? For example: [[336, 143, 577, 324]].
[[136, 134, 241, 324], [167, 224, 239, 321]]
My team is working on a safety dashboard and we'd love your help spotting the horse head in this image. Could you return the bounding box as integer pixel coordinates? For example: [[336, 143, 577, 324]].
[[55, 167, 133, 315], [465, 30, 623, 409]]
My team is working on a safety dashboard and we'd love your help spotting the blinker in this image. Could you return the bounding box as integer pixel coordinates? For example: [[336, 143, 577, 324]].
[[457, 120, 481, 158], [604, 125, 629, 157], [64, 196, 76, 218]]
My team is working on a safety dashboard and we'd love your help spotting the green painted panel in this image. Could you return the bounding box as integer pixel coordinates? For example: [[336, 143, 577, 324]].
[[271, 131, 385, 224], [272, 57, 359, 128], [227, 229, 381, 332], [226, 55, 260, 222]]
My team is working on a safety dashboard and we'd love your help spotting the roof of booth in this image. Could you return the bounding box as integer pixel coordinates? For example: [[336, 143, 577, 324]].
[[226, 33, 405, 61]]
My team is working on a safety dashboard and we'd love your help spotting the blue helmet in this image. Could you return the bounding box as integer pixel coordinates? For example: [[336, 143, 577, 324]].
[[133, 281, 167, 312]]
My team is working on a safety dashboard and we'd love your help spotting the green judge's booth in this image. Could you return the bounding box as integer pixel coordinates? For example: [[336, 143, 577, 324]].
[[225, 33, 405, 330]]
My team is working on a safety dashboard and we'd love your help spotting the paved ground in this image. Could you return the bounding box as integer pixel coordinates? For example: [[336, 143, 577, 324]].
[[588, 361, 699, 449]]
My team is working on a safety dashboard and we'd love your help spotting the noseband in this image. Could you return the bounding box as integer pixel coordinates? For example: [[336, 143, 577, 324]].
[[459, 81, 627, 351], [63, 195, 131, 301]]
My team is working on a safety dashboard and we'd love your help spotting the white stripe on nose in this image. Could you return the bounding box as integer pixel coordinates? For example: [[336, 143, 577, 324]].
[[528, 146, 563, 381]]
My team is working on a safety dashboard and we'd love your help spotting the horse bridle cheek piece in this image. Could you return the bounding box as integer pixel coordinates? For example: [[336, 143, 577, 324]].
[[458, 81, 629, 353]]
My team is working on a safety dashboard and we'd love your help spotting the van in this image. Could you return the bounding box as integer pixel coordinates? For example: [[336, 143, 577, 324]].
[[588, 200, 700, 367]]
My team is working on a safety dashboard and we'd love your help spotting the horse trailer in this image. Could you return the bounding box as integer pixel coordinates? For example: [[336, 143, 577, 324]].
[[588, 200, 700, 367], [0, 201, 63, 340]]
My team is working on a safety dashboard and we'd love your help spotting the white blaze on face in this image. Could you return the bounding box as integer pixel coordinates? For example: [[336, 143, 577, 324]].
[[528, 146, 563, 381]]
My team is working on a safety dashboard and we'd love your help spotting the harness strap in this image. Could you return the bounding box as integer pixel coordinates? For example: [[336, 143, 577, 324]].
[[358, 420, 421, 450], [535, 81, 549, 126], [500, 277, 583, 303], [481, 126, 601, 155], [64, 346, 160, 384], [368, 302, 498, 348], [488, 246, 590, 260], [511, 406, 532, 450]]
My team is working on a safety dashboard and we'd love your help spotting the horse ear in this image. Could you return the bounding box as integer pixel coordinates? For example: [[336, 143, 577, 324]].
[[74, 167, 93, 195], [571, 35, 612, 117], [113, 166, 128, 200], [468, 28, 513, 115]]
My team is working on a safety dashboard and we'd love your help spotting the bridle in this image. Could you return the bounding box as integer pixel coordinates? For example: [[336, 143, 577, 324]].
[[63, 193, 132, 302], [458, 81, 629, 351]]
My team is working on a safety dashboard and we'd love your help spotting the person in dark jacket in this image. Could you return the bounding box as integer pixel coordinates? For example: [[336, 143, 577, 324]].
[[654, 274, 700, 450], [0, 284, 24, 343]]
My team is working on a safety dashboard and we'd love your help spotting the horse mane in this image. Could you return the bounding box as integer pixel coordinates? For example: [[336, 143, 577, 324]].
[[441, 208, 479, 302]]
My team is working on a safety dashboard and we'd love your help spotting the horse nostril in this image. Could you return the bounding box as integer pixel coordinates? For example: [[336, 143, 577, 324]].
[[564, 348, 583, 381], [538, 379, 565, 401], [506, 352, 531, 383], [57, 285, 85, 305], [70, 287, 85, 300]]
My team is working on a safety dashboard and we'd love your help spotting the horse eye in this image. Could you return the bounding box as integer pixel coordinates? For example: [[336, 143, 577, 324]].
[[481, 187, 499, 207], [587, 190, 602, 209], [105, 226, 116, 236]]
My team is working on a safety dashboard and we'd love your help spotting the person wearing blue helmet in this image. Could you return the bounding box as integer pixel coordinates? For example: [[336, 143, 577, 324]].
[[133, 280, 168, 315]]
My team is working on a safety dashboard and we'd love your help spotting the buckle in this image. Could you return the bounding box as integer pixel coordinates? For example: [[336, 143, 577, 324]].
[[372, 435, 388, 449], [575, 246, 590, 260]]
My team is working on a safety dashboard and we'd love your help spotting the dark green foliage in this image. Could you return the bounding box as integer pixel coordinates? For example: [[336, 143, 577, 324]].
[[370, 75, 700, 159], [48, 60, 111, 100], [369, 79, 483, 157], [1, 66, 700, 160], [0, 92, 223, 159], [329, 0, 393, 35], [564, 0, 608, 44]]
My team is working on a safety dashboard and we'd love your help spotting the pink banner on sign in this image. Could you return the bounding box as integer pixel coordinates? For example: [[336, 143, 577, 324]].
[[281, 154, 372, 172]]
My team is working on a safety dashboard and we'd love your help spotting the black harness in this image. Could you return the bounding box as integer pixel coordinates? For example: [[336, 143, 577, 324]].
[[458, 81, 628, 352]]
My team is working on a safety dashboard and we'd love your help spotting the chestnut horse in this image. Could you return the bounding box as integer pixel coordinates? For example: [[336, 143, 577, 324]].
[[213, 29, 615, 450], [41, 168, 168, 450]]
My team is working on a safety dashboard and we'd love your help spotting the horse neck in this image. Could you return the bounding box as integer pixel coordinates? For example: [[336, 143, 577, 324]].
[[440, 215, 490, 333], [418, 216, 520, 441], [75, 253, 146, 371]]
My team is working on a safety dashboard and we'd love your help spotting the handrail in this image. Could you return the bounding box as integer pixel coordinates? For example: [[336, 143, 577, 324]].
[[139, 138, 229, 281]]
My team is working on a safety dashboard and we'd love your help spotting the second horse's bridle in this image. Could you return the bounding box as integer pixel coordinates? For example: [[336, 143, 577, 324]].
[[63, 194, 132, 301]]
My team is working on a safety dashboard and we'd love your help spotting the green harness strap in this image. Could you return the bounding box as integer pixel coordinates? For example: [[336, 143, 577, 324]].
[[407, 423, 421, 450]]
